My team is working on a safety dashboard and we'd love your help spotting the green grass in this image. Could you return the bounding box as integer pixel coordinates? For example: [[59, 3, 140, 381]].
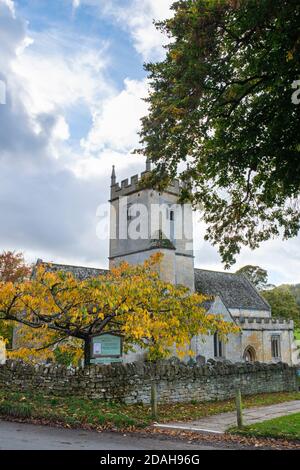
[[0, 402, 33, 419], [0, 388, 298, 430], [295, 329, 300, 341], [230, 413, 300, 441], [153, 392, 300, 423]]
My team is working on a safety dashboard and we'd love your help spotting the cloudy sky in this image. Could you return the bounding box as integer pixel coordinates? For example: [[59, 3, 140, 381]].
[[0, 0, 299, 286]]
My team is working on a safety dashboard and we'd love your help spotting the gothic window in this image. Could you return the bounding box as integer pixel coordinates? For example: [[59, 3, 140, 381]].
[[214, 333, 224, 358], [243, 346, 256, 363], [271, 335, 281, 360]]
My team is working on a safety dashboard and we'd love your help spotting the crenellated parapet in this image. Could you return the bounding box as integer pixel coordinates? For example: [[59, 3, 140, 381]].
[[110, 168, 181, 200], [238, 316, 294, 330]]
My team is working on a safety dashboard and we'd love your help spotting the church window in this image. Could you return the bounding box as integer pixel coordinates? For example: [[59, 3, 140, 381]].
[[214, 333, 224, 358], [243, 346, 256, 362], [170, 210, 174, 221], [271, 335, 281, 359]]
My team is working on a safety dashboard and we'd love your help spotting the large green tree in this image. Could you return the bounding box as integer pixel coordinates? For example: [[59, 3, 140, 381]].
[[138, 0, 300, 267], [289, 284, 300, 309], [236, 265, 268, 290], [262, 286, 300, 328]]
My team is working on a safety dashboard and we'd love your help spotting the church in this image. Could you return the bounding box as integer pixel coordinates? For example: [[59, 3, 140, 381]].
[[38, 161, 295, 365]]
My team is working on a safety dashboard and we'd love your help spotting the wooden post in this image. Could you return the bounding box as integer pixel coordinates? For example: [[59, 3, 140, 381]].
[[236, 388, 243, 429], [151, 382, 158, 420]]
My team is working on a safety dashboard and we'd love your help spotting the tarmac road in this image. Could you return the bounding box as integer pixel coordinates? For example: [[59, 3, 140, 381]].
[[0, 420, 237, 450]]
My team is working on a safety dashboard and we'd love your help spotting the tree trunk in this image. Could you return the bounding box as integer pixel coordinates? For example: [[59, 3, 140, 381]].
[[84, 337, 91, 367]]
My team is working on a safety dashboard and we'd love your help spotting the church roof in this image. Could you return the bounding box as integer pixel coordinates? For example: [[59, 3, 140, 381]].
[[35, 260, 108, 281], [194, 269, 271, 312], [35, 260, 270, 312]]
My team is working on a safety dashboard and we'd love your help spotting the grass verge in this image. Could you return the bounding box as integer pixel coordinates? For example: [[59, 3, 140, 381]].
[[0, 389, 298, 430], [229, 412, 300, 441]]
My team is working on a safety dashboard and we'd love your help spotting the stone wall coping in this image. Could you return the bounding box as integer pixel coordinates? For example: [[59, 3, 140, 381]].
[[1, 358, 295, 379]]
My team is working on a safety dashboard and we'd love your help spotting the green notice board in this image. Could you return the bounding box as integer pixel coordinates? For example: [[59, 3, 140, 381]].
[[91, 334, 122, 358], [90, 357, 122, 365]]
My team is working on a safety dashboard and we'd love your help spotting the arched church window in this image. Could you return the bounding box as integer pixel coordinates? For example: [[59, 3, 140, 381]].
[[214, 333, 224, 358], [243, 346, 256, 363], [271, 335, 281, 360]]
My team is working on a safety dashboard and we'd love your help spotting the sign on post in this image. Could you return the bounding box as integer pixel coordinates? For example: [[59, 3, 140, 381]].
[[90, 333, 123, 365]]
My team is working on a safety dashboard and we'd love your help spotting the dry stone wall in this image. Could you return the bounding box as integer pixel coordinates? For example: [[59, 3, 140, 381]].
[[0, 359, 297, 404]]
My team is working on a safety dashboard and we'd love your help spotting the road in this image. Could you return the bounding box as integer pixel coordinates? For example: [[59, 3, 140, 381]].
[[0, 420, 236, 450]]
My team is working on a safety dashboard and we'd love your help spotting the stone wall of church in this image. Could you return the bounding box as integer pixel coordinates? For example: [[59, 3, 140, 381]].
[[0, 360, 297, 405], [242, 328, 294, 365], [175, 254, 195, 292], [238, 317, 294, 365]]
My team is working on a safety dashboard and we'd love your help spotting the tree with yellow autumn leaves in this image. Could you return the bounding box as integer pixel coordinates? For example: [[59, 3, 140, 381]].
[[0, 253, 239, 365], [0, 251, 31, 349]]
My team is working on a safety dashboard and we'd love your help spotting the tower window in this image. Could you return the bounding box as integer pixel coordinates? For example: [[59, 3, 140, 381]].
[[170, 210, 174, 221], [271, 335, 281, 359], [214, 333, 224, 358]]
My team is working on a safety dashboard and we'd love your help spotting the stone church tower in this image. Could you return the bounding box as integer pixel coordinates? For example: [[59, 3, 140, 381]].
[[109, 160, 195, 291]]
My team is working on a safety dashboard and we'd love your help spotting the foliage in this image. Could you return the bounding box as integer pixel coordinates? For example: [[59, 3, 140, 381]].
[[289, 284, 300, 309], [262, 286, 300, 328], [0, 251, 31, 348], [236, 265, 268, 290], [0, 251, 31, 282], [0, 323, 13, 349], [53, 344, 81, 367], [0, 254, 239, 364], [138, 0, 300, 267]]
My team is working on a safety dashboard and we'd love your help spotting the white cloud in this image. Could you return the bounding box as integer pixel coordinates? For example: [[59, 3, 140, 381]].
[[81, 78, 148, 155], [72, 0, 81, 9], [12, 32, 112, 116], [77, 0, 173, 61], [118, 0, 173, 60], [52, 115, 70, 142], [0, 0, 149, 269], [0, 0, 112, 267], [0, 0, 15, 16]]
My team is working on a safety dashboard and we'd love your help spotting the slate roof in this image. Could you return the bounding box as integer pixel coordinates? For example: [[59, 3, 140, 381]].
[[36, 260, 108, 281], [194, 269, 271, 312]]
